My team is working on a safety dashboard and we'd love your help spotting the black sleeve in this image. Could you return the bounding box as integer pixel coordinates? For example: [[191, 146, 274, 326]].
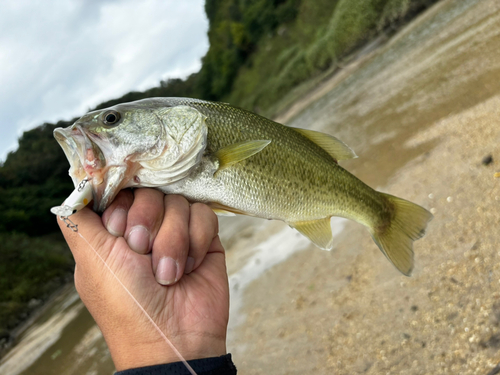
[[115, 354, 237, 375]]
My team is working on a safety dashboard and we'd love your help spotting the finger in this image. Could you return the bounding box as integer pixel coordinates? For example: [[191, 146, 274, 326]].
[[208, 235, 225, 255], [192, 235, 227, 288], [101, 189, 134, 237], [57, 207, 116, 269], [152, 195, 190, 285], [184, 203, 219, 274], [124, 188, 165, 254]]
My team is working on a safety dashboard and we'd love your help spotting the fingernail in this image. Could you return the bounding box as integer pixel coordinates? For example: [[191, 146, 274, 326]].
[[128, 226, 150, 253], [156, 257, 178, 285], [184, 257, 195, 274], [107, 208, 127, 237]]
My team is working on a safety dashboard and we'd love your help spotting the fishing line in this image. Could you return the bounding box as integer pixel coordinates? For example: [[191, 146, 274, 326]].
[[62, 218, 197, 375]]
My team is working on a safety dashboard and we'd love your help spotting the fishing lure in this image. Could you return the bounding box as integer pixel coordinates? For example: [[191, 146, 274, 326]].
[[50, 179, 92, 230]]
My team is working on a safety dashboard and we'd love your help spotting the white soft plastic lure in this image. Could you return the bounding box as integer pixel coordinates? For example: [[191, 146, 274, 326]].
[[50, 179, 93, 217]]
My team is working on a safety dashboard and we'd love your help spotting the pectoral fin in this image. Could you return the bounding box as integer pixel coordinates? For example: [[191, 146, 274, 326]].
[[211, 208, 236, 217], [293, 128, 357, 161], [289, 217, 333, 250], [208, 202, 247, 216], [215, 140, 271, 170]]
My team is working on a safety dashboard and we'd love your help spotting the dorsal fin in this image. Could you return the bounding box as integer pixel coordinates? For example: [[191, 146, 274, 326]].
[[292, 128, 357, 161], [215, 140, 271, 170]]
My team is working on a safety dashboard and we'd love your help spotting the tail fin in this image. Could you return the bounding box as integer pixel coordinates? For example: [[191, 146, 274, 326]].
[[371, 193, 433, 276]]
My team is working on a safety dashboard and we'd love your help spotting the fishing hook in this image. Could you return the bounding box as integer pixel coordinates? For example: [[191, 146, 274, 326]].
[[61, 215, 78, 232]]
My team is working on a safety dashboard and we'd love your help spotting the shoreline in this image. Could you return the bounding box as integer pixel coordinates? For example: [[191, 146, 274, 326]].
[[271, 0, 445, 124], [0, 279, 74, 359]]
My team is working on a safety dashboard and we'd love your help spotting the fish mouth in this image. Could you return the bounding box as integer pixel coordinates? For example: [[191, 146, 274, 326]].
[[54, 126, 104, 183], [54, 125, 131, 212]]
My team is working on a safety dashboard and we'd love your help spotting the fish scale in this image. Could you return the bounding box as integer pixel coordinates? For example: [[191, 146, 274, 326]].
[[177, 99, 378, 222]]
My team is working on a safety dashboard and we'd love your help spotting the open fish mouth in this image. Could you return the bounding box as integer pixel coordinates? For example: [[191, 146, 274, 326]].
[[54, 125, 111, 210], [54, 125, 106, 182]]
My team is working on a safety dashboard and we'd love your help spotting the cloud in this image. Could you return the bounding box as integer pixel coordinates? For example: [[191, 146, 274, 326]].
[[0, 0, 208, 161]]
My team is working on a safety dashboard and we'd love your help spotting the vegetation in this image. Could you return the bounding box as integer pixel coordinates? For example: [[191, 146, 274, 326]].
[[0, 233, 73, 335], [0, 0, 440, 344], [98, 0, 438, 115], [0, 121, 75, 347], [0, 121, 75, 236]]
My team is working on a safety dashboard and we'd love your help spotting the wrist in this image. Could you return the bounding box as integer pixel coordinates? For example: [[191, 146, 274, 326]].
[[115, 354, 237, 375], [107, 331, 227, 371]]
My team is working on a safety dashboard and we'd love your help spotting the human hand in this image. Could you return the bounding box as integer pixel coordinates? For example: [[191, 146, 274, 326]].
[[58, 189, 229, 371]]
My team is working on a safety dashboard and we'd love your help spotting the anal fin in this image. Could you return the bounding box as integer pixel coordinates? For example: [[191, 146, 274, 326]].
[[289, 217, 333, 250]]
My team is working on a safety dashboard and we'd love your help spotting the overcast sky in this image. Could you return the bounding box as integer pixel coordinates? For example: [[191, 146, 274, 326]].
[[0, 0, 209, 162]]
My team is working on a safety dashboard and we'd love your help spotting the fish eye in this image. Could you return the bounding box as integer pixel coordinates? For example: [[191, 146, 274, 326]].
[[102, 110, 121, 126]]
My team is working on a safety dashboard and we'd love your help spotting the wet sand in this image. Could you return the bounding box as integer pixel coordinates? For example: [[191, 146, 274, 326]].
[[224, 0, 500, 373]]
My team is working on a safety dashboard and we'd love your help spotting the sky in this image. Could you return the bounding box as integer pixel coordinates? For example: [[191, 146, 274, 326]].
[[0, 0, 209, 162]]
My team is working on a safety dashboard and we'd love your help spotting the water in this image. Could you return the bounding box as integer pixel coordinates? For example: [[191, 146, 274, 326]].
[[0, 286, 114, 375], [3, 0, 500, 373]]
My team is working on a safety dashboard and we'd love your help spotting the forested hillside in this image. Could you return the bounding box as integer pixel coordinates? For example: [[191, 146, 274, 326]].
[[0, 0, 440, 345], [98, 0, 438, 114]]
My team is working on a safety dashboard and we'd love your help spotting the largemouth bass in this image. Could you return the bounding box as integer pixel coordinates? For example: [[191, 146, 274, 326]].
[[53, 97, 432, 275]]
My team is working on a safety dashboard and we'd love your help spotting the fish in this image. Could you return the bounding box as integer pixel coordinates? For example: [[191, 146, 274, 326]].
[[53, 97, 432, 275]]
